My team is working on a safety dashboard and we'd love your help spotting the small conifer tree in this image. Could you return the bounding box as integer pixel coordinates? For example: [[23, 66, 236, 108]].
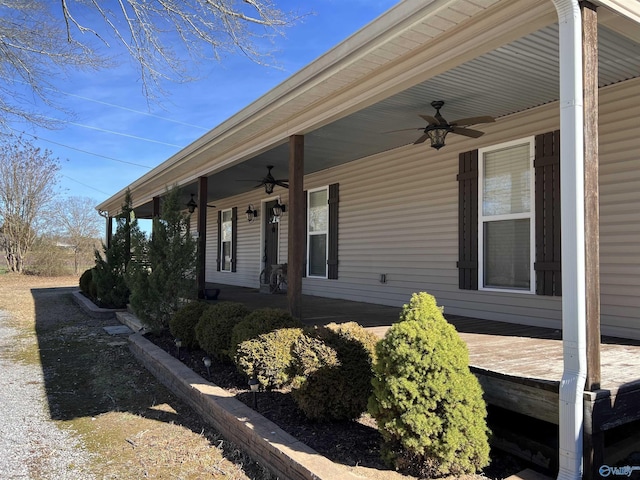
[[368, 292, 490, 477], [92, 190, 143, 308], [128, 185, 197, 330]]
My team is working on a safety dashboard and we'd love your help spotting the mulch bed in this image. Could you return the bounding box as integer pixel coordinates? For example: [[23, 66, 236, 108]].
[[145, 330, 386, 470], [145, 330, 529, 478]]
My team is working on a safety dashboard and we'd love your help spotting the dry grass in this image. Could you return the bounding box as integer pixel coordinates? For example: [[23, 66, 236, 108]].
[[0, 273, 274, 479]]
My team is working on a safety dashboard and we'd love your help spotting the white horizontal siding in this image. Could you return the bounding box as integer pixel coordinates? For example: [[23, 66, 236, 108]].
[[201, 78, 640, 339], [205, 190, 289, 289], [598, 78, 640, 337], [299, 99, 563, 328]]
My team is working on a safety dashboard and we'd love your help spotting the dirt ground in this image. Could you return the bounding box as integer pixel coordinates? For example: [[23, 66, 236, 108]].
[[0, 274, 272, 480]]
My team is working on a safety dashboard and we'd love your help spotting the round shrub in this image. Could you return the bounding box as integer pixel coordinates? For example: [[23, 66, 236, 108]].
[[291, 330, 337, 377], [291, 322, 378, 422], [235, 328, 304, 389], [368, 292, 490, 477], [169, 301, 209, 349], [79, 268, 96, 299], [195, 302, 250, 360], [230, 308, 302, 356]]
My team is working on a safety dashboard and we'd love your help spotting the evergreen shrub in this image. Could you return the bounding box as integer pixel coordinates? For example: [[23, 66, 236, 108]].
[[169, 301, 209, 349], [291, 331, 337, 377], [79, 268, 95, 299], [229, 308, 301, 356], [93, 190, 140, 309], [368, 292, 490, 477], [195, 302, 250, 360], [235, 328, 304, 389], [127, 185, 197, 330], [291, 322, 378, 422]]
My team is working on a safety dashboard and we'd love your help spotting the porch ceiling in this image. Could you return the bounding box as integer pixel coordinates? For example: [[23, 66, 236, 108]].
[[108, 2, 640, 218]]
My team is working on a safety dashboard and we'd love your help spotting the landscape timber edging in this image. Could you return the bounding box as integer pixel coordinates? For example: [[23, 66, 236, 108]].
[[70, 290, 126, 320], [127, 331, 352, 480]]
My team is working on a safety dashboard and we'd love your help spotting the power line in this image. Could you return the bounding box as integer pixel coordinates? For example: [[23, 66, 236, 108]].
[[39, 116, 184, 148], [61, 174, 112, 196], [7, 78, 210, 131], [58, 91, 210, 131], [15, 129, 153, 169]]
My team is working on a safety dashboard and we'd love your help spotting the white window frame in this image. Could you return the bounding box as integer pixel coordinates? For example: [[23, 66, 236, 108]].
[[307, 186, 329, 279], [478, 137, 536, 294], [220, 208, 233, 272]]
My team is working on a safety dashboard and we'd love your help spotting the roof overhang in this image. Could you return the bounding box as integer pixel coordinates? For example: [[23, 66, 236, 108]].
[[97, 0, 640, 217]]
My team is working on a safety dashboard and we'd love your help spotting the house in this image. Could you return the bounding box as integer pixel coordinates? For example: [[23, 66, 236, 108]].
[[97, 1, 640, 478]]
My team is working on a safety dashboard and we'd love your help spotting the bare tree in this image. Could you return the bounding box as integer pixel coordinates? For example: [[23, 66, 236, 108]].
[[0, 2, 108, 129], [0, 135, 60, 272], [52, 196, 103, 274], [0, 0, 299, 129]]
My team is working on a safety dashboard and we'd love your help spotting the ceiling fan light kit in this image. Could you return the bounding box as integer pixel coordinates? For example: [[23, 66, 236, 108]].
[[390, 100, 495, 150], [238, 165, 289, 194]]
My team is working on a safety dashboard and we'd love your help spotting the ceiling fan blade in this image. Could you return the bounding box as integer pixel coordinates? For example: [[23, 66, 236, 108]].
[[275, 180, 289, 188], [383, 127, 423, 134], [414, 133, 430, 145], [451, 127, 485, 138], [451, 116, 495, 127], [419, 114, 438, 125]]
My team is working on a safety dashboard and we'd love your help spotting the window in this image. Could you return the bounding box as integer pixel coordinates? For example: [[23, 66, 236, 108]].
[[458, 131, 561, 296], [307, 188, 328, 277], [478, 138, 534, 292], [220, 209, 232, 272]]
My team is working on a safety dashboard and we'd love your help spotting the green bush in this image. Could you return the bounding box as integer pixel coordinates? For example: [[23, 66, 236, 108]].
[[127, 186, 197, 330], [368, 292, 490, 477], [291, 331, 337, 377], [230, 308, 301, 356], [292, 322, 378, 422], [195, 302, 250, 360], [235, 328, 304, 389], [79, 268, 95, 298], [169, 301, 209, 349]]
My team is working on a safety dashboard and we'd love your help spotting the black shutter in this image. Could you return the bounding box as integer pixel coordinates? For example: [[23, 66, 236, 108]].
[[457, 150, 479, 290], [328, 183, 339, 279], [534, 130, 562, 296], [302, 190, 307, 278], [216, 210, 222, 271], [231, 207, 238, 272]]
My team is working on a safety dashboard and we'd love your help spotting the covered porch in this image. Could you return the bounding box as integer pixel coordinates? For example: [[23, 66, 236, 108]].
[[96, 1, 640, 477], [205, 282, 640, 473]]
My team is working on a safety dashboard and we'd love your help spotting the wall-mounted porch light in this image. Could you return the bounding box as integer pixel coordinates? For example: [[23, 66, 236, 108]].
[[272, 199, 286, 220], [186, 194, 198, 214], [246, 204, 258, 222]]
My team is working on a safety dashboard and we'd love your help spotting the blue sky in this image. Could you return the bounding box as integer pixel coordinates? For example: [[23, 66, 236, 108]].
[[9, 1, 398, 208]]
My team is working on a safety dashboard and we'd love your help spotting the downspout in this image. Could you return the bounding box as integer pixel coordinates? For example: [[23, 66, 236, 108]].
[[550, 0, 587, 479]]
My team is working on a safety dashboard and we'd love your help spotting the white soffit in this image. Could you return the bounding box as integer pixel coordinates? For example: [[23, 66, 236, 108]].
[[594, 0, 640, 24]]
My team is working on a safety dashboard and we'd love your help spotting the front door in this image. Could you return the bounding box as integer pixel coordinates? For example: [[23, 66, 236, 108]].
[[262, 200, 279, 283]]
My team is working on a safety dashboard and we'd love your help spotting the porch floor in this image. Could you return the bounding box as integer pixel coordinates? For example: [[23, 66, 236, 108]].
[[206, 282, 640, 396]]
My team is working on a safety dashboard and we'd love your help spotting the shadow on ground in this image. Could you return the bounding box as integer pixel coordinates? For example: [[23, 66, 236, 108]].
[[31, 285, 269, 479]]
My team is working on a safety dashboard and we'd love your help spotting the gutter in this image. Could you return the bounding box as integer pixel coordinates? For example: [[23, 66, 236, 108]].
[[551, 1, 587, 479]]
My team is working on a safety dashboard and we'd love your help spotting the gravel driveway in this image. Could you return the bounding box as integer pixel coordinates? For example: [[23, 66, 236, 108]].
[[0, 312, 95, 480]]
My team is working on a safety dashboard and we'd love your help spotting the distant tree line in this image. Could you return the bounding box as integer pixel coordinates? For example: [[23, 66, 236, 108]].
[[0, 135, 103, 275]]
